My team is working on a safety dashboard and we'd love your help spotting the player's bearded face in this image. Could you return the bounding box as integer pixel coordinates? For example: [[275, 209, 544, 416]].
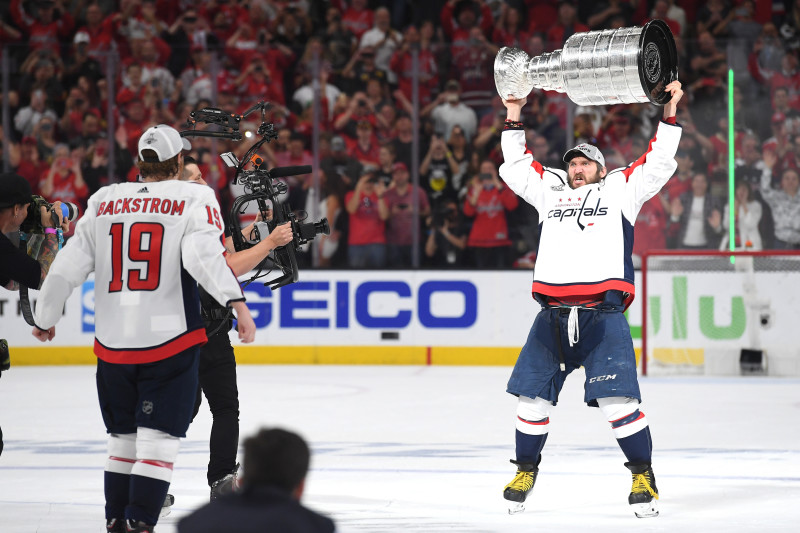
[[567, 157, 605, 189]]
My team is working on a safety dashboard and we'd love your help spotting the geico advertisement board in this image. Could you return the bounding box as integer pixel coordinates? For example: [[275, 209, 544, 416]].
[[1, 271, 543, 347], [2, 269, 792, 353]]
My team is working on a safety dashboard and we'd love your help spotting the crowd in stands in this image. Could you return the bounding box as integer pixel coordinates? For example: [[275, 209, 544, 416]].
[[3, 0, 800, 270]]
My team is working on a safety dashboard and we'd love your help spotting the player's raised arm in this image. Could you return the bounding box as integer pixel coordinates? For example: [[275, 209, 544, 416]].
[[498, 97, 549, 212], [620, 81, 684, 215]]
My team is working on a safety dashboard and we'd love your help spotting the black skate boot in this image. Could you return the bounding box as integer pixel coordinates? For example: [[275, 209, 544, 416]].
[[503, 459, 539, 515], [159, 493, 174, 518], [125, 520, 155, 532], [106, 518, 125, 532], [210, 463, 240, 500], [625, 462, 659, 518]]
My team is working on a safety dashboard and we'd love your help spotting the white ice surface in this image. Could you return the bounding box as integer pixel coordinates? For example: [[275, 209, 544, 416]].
[[1, 365, 799, 532]]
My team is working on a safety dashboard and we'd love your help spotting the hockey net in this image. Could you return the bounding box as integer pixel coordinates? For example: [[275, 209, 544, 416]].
[[641, 250, 800, 376]]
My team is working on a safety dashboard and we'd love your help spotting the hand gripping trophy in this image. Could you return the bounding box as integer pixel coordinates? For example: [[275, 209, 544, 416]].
[[493, 20, 685, 520], [494, 20, 678, 105]]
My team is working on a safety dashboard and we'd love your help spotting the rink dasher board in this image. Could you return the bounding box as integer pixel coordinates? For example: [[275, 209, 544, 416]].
[[2, 270, 795, 366]]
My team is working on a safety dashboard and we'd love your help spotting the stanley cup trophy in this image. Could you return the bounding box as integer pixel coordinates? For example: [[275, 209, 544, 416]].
[[494, 20, 678, 106]]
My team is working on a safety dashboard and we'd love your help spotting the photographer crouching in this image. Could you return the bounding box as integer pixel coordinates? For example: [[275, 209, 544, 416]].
[[0, 172, 72, 457]]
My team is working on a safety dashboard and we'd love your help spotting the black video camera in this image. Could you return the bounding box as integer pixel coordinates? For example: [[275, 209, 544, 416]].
[[432, 204, 457, 228], [181, 102, 330, 290], [19, 195, 80, 234]]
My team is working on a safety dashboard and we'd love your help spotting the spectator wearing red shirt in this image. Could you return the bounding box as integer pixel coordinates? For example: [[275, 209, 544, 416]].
[[14, 137, 48, 195], [10, 0, 74, 56], [59, 87, 91, 138], [234, 59, 285, 106], [350, 120, 381, 168], [390, 25, 439, 107], [492, 4, 529, 49], [546, 1, 589, 46], [342, 0, 374, 41], [440, 0, 494, 58], [763, 112, 792, 161], [199, 0, 247, 43], [768, 52, 800, 108], [463, 160, 518, 268], [75, 3, 117, 61], [644, 0, 681, 37], [117, 63, 148, 109], [449, 26, 499, 114], [596, 108, 641, 164], [383, 162, 431, 267], [273, 133, 313, 184], [39, 144, 89, 216], [119, 98, 152, 159], [345, 172, 389, 268]]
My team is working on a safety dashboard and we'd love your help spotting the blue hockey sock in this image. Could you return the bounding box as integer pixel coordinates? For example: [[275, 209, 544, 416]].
[[617, 426, 653, 464], [126, 474, 170, 525], [104, 471, 130, 519], [515, 430, 548, 465]]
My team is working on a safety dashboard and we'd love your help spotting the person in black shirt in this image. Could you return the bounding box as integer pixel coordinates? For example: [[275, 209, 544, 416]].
[[425, 197, 467, 267], [177, 428, 335, 533], [180, 160, 293, 501]]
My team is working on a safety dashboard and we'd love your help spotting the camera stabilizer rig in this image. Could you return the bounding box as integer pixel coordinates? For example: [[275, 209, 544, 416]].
[[181, 101, 329, 290]]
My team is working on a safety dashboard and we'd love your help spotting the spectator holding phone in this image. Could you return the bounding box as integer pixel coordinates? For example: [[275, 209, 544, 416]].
[[463, 160, 518, 268], [345, 171, 389, 268], [383, 162, 431, 267], [40, 144, 89, 215]]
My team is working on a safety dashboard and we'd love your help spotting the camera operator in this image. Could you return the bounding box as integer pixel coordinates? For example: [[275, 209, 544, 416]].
[[0, 172, 70, 291], [182, 157, 294, 500]]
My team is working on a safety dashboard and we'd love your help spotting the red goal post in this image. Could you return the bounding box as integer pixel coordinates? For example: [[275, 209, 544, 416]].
[[640, 250, 800, 376]]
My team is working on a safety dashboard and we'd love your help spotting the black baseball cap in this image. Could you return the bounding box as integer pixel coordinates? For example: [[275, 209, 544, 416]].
[[0, 173, 33, 208]]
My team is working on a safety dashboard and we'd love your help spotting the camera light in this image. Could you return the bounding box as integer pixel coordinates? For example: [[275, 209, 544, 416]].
[[245, 131, 253, 138]]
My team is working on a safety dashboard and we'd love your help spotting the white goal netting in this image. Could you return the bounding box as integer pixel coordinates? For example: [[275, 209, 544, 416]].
[[641, 251, 800, 376]]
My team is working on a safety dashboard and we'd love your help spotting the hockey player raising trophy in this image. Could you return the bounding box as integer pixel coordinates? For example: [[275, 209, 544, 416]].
[[494, 20, 682, 518]]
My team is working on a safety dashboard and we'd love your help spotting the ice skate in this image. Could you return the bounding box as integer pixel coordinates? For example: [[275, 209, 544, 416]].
[[210, 463, 240, 500], [106, 518, 125, 532], [125, 520, 154, 533], [159, 493, 174, 518], [503, 459, 538, 515], [625, 462, 659, 518]]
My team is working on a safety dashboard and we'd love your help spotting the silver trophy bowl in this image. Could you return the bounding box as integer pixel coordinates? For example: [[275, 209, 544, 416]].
[[494, 20, 678, 106]]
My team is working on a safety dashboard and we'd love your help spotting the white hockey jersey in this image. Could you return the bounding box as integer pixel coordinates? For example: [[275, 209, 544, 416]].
[[35, 180, 244, 363], [499, 120, 682, 309]]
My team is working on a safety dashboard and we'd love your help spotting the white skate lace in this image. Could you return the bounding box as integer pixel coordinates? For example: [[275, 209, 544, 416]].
[[567, 306, 580, 347]]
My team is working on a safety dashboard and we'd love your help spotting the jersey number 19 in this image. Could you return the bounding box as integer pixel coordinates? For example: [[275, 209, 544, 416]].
[[108, 222, 165, 292]]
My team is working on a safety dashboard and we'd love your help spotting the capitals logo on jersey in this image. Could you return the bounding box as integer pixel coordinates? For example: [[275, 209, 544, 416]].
[[546, 189, 609, 230]]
